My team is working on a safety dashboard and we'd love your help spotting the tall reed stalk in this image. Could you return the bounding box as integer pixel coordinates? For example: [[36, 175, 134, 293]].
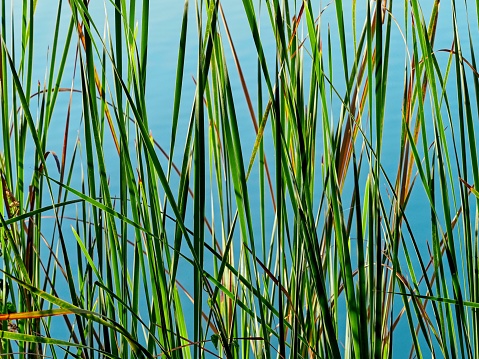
[[0, 0, 478, 358]]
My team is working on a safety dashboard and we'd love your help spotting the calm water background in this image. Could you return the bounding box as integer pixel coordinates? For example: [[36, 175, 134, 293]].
[[4, 0, 479, 356]]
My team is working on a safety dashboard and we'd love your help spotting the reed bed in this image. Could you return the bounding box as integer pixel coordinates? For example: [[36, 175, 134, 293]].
[[0, 0, 478, 358]]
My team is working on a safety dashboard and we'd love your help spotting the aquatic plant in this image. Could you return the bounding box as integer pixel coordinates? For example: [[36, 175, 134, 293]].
[[0, 0, 478, 358]]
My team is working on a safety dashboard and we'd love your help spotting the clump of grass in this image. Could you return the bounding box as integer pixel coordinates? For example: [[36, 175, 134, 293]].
[[0, 0, 478, 358]]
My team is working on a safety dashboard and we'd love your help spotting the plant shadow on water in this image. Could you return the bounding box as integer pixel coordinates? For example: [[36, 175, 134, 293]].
[[0, 0, 479, 358]]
